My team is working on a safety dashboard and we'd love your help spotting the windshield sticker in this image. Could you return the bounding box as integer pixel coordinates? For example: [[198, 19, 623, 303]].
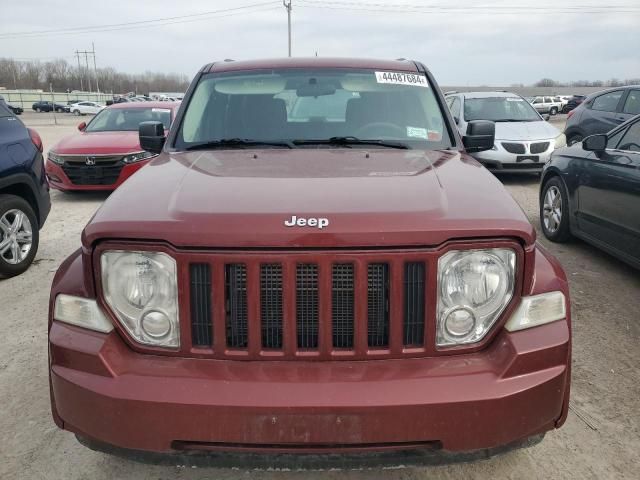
[[152, 108, 171, 113], [375, 71, 429, 88], [506, 98, 524, 102], [427, 130, 442, 141], [407, 126, 428, 139]]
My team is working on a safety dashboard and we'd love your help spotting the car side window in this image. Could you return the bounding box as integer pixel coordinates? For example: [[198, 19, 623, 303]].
[[606, 129, 625, 149], [591, 91, 623, 112], [451, 97, 461, 121], [544, 97, 552, 103], [617, 122, 640, 152], [622, 90, 640, 115], [533, 98, 542, 104]]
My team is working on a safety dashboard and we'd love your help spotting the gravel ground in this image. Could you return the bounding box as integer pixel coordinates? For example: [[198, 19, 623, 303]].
[[1, 112, 638, 479]]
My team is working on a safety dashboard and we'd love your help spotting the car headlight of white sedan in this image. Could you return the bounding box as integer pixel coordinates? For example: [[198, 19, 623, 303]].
[[554, 133, 566, 149], [101, 250, 180, 348]]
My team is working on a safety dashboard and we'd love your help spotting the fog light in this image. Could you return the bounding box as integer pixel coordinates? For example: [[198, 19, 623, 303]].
[[140, 310, 172, 339], [444, 307, 476, 338]]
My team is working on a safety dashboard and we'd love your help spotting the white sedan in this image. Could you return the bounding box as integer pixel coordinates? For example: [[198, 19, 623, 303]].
[[69, 101, 105, 115]]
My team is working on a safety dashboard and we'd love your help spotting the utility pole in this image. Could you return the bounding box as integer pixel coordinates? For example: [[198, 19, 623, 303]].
[[84, 51, 92, 92], [283, 0, 292, 57], [75, 51, 84, 91], [92, 42, 100, 93]]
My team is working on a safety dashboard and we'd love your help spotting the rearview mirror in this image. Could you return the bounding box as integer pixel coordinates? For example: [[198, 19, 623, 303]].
[[463, 120, 495, 153], [77, 122, 86, 131], [582, 134, 607, 152], [139, 121, 166, 154]]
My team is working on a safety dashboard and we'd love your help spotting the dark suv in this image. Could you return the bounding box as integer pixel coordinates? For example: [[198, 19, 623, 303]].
[[564, 86, 640, 145], [0, 101, 51, 277]]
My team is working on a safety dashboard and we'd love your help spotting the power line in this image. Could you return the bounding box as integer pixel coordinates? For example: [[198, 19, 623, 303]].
[[0, 2, 279, 39]]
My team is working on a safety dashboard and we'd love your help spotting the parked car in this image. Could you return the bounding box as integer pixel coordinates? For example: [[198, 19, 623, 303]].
[[4, 102, 23, 115], [69, 101, 105, 116], [46, 102, 179, 191], [562, 95, 586, 113], [0, 101, 50, 277], [49, 58, 571, 464], [540, 114, 640, 269], [32, 101, 70, 113], [564, 86, 640, 145], [529, 96, 562, 115], [445, 91, 565, 172]]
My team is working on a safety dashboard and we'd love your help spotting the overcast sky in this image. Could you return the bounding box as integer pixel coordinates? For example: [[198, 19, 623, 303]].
[[2, 0, 639, 85]]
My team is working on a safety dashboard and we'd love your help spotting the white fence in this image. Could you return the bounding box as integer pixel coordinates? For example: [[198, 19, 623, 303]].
[[0, 90, 113, 108]]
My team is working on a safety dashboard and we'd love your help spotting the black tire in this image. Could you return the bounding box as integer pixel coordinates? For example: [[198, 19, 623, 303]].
[[73, 109, 80, 116], [540, 177, 572, 243], [550, 107, 558, 115], [567, 134, 583, 146], [0, 194, 40, 278], [35, 107, 41, 113]]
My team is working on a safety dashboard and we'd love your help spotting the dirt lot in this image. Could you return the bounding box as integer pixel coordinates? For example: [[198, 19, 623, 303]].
[[1, 112, 638, 479]]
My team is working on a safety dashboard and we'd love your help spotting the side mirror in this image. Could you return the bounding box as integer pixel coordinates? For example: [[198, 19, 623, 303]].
[[77, 122, 87, 131], [543, 114, 551, 121], [463, 120, 495, 153], [582, 134, 607, 152], [139, 121, 166, 154]]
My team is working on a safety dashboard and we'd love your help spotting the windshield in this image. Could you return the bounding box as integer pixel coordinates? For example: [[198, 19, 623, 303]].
[[86, 107, 172, 132], [175, 68, 452, 150], [464, 97, 541, 122]]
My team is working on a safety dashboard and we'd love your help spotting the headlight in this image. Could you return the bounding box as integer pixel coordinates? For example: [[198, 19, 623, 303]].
[[122, 151, 157, 164], [437, 248, 516, 347], [47, 151, 64, 165], [554, 133, 566, 149], [101, 251, 179, 348]]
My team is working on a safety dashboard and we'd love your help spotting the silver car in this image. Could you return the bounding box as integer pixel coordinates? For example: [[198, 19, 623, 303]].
[[445, 91, 566, 173]]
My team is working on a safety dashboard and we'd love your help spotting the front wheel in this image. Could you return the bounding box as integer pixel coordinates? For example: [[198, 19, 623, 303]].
[[567, 134, 583, 146], [0, 195, 39, 278], [73, 109, 81, 116], [540, 177, 572, 242], [35, 107, 41, 113], [550, 107, 558, 115]]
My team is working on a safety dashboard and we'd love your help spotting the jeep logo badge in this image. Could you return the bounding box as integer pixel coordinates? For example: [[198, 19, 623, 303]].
[[284, 215, 329, 229], [85, 157, 96, 166]]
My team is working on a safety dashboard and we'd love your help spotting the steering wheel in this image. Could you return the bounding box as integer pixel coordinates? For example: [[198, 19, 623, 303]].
[[354, 122, 405, 139]]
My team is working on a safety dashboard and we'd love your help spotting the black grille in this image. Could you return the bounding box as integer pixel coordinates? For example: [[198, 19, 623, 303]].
[[190, 264, 212, 347], [368, 263, 390, 347], [261, 264, 283, 349], [296, 264, 319, 349], [225, 264, 248, 348], [501, 142, 526, 154], [61, 158, 124, 185], [332, 263, 354, 348], [403, 262, 425, 346], [530, 142, 550, 154]]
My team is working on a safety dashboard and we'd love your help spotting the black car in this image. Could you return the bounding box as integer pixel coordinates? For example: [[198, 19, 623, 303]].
[[561, 95, 585, 114], [540, 114, 640, 269], [564, 86, 640, 145], [32, 101, 70, 113], [7, 104, 23, 115], [0, 102, 51, 277]]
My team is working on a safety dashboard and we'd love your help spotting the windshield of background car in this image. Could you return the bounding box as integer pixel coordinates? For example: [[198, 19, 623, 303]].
[[464, 96, 541, 122], [86, 107, 171, 132], [175, 68, 452, 149]]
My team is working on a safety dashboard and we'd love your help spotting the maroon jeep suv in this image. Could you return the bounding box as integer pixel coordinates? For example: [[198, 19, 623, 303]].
[[49, 58, 571, 465]]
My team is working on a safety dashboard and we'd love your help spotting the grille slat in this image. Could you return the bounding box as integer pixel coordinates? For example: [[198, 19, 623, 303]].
[[225, 264, 248, 348], [332, 264, 354, 348], [261, 264, 283, 349], [368, 263, 390, 347], [190, 264, 212, 347], [403, 262, 425, 346], [530, 142, 550, 154], [296, 264, 319, 349]]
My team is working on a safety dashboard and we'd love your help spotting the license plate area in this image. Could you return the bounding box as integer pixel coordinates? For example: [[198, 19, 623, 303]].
[[516, 155, 540, 162]]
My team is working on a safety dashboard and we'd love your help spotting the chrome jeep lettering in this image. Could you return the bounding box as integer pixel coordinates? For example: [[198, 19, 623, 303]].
[[284, 216, 329, 229]]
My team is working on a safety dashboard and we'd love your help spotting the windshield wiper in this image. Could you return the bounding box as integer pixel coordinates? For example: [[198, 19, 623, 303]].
[[493, 119, 534, 122], [294, 136, 409, 149], [184, 138, 294, 151]]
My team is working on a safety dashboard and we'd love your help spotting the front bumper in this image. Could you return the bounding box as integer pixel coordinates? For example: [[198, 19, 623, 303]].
[[45, 159, 147, 191], [473, 142, 556, 172], [50, 317, 570, 455]]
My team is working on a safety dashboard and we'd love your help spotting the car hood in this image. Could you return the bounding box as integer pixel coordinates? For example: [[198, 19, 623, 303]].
[[51, 131, 141, 155], [83, 149, 535, 249], [494, 121, 560, 141]]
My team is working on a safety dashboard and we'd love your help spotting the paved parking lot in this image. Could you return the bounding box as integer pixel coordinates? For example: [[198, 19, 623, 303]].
[[1, 112, 638, 479]]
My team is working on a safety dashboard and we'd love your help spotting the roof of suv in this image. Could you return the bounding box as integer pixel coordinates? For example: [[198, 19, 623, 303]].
[[207, 57, 419, 73]]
